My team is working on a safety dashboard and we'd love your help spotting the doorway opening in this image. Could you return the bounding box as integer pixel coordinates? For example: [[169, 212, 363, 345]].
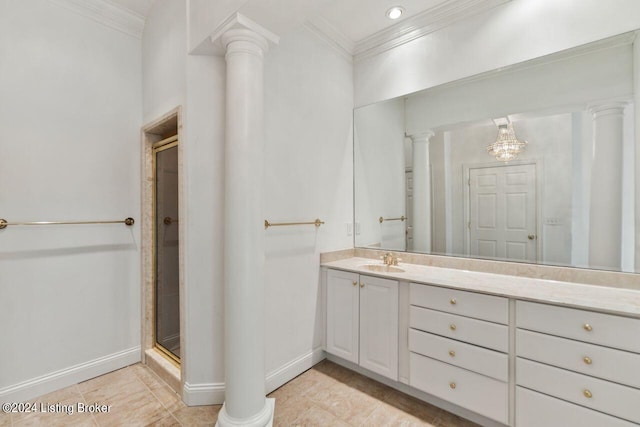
[[141, 108, 183, 391]]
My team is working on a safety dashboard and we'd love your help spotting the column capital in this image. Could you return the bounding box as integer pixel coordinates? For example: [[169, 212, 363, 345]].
[[588, 101, 628, 119], [194, 12, 279, 56], [408, 131, 435, 144], [221, 28, 270, 59]]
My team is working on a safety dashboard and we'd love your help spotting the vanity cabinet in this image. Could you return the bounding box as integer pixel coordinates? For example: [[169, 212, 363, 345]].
[[516, 301, 640, 426], [326, 269, 399, 380], [408, 283, 509, 425], [322, 258, 640, 427]]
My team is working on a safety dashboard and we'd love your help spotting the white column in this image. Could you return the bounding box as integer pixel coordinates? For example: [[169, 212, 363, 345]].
[[588, 102, 627, 270], [410, 131, 434, 253], [216, 28, 274, 427]]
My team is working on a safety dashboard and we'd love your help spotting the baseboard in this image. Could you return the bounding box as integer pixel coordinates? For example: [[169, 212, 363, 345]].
[[0, 346, 141, 402], [182, 382, 225, 406], [266, 347, 325, 394], [182, 347, 326, 406]]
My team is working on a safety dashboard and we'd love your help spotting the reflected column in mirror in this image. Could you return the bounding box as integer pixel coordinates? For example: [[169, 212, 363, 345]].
[[409, 132, 435, 253]]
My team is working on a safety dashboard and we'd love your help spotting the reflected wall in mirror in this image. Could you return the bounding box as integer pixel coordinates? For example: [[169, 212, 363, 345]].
[[354, 33, 637, 273]]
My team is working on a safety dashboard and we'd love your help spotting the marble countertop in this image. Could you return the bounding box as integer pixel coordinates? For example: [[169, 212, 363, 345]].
[[322, 257, 640, 317]]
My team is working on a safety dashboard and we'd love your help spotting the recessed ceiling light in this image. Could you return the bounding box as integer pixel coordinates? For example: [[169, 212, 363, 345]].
[[386, 6, 405, 20]]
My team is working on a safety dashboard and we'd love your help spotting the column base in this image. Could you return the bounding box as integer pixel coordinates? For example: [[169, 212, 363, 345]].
[[216, 398, 275, 427]]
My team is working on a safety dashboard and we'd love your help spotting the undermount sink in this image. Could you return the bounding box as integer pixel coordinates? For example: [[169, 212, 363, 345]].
[[360, 264, 405, 273]]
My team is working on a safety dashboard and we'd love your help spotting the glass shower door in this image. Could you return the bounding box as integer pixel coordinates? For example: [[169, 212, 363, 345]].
[[154, 141, 180, 362]]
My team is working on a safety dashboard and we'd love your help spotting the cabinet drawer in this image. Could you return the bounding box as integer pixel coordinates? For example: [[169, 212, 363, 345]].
[[410, 283, 508, 324], [517, 329, 640, 389], [410, 306, 508, 352], [409, 329, 508, 381], [517, 358, 640, 424], [516, 387, 637, 427], [517, 301, 640, 353], [410, 352, 508, 424]]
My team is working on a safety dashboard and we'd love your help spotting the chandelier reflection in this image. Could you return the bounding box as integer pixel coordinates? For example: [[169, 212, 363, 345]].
[[487, 123, 528, 162]]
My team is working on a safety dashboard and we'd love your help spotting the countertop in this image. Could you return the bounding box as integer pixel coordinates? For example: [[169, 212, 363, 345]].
[[321, 257, 640, 317]]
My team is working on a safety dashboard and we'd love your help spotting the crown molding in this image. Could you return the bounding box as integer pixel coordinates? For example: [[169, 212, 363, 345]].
[[305, 17, 355, 63], [49, 0, 145, 39], [354, 0, 510, 61]]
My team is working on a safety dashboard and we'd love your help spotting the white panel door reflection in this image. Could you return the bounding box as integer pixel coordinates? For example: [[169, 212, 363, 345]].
[[469, 164, 536, 262]]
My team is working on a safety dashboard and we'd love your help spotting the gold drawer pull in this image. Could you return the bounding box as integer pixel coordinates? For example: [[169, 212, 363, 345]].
[[583, 323, 593, 332], [352, 281, 357, 287], [449, 324, 457, 331], [449, 350, 455, 357], [583, 356, 592, 365], [360, 282, 365, 288], [450, 298, 457, 305], [583, 390, 593, 399], [449, 382, 456, 389]]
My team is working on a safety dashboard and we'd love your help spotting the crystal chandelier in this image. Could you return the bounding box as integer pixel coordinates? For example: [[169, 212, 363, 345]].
[[487, 123, 527, 162]]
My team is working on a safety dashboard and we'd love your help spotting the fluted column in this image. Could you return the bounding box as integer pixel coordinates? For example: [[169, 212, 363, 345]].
[[216, 28, 274, 427], [410, 131, 434, 253], [588, 102, 627, 270]]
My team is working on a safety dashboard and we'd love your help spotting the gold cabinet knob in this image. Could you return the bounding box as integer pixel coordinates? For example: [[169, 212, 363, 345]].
[[360, 283, 364, 288], [583, 323, 593, 332], [583, 389, 593, 399], [352, 280, 357, 287], [583, 356, 593, 365], [449, 382, 456, 389], [449, 324, 457, 331], [450, 298, 457, 305], [528, 234, 535, 240], [449, 350, 455, 357]]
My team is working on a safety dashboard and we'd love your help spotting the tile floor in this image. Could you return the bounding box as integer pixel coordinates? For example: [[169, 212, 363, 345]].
[[0, 360, 480, 426]]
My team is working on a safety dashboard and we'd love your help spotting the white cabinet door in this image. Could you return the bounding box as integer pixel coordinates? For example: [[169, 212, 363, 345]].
[[326, 269, 360, 364], [359, 275, 399, 380]]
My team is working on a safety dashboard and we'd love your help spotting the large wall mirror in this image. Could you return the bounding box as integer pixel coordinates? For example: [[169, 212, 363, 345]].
[[354, 31, 638, 273]]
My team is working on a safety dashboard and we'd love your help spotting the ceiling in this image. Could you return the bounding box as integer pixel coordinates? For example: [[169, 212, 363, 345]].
[[110, 0, 454, 41], [316, 0, 450, 43]]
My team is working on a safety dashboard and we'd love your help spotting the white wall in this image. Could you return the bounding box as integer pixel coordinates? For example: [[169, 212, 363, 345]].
[[0, 0, 142, 400], [181, 39, 226, 404], [355, 0, 640, 106], [143, 0, 229, 405], [144, 2, 354, 402], [263, 24, 354, 379], [142, 0, 187, 124]]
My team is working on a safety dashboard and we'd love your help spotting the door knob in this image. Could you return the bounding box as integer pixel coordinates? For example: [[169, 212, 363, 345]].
[[528, 234, 535, 240]]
